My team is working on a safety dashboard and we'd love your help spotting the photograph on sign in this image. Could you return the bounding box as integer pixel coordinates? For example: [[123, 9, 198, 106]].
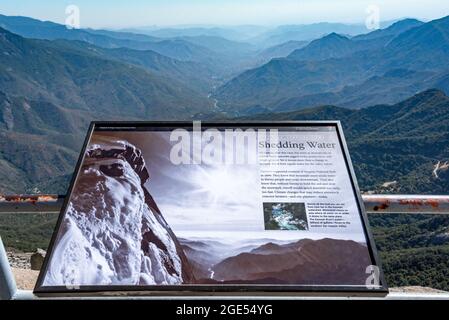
[[34, 122, 386, 295]]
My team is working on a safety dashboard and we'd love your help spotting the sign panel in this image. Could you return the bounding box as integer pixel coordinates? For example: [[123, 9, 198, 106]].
[[35, 121, 387, 296]]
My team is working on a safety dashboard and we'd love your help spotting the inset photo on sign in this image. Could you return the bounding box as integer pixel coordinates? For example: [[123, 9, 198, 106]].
[[263, 202, 308, 231]]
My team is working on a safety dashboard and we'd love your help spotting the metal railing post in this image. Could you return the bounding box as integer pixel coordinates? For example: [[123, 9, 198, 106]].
[[0, 236, 17, 300]]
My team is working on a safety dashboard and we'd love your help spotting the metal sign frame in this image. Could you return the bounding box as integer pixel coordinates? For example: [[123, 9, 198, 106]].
[[34, 121, 388, 297]]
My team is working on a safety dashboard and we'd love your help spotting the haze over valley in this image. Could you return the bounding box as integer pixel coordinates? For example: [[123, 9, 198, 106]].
[[1, 13, 449, 195], [1, 3, 449, 291]]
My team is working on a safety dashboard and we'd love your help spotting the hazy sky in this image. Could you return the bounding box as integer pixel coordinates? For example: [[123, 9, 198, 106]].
[[1, 0, 449, 28]]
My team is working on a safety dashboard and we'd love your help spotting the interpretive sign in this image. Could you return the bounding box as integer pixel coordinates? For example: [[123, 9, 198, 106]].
[[34, 121, 387, 296]]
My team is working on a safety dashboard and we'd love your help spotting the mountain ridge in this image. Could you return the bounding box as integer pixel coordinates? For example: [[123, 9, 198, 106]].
[[0, 27, 213, 117], [211, 238, 371, 284], [243, 89, 449, 193], [0, 14, 215, 63], [214, 16, 449, 112]]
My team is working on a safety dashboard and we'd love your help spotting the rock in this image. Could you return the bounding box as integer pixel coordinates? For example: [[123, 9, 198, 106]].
[[30, 248, 46, 270], [7, 251, 32, 269], [42, 137, 195, 286]]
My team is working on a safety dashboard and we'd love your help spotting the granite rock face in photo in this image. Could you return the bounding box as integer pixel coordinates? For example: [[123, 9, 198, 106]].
[[43, 137, 195, 286]]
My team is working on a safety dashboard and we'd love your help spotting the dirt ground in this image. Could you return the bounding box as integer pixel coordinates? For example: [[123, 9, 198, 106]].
[[389, 286, 449, 294], [11, 268, 40, 290]]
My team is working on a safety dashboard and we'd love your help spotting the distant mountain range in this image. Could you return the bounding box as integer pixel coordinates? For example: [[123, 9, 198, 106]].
[[254, 40, 309, 66], [248, 22, 371, 47], [1, 13, 449, 195], [0, 14, 257, 77], [0, 24, 216, 193], [0, 27, 214, 116], [181, 237, 371, 285], [0, 15, 391, 78], [214, 17, 449, 113], [45, 39, 216, 95], [0, 14, 212, 62], [124, 22, 370, 45], [120, 25, 270, 42], [246, 89, 449, 194]]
